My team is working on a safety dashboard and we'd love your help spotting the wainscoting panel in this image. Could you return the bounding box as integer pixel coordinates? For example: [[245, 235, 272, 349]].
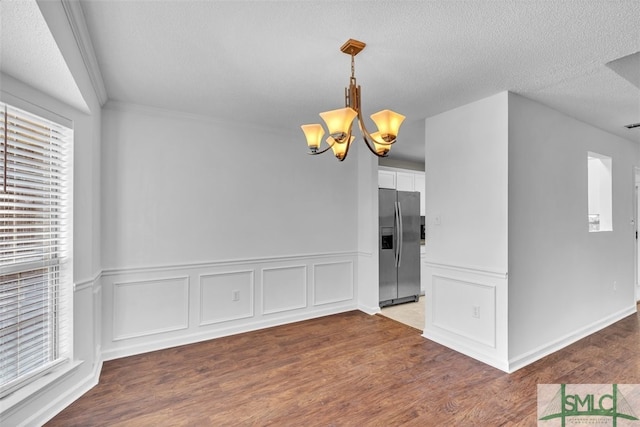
[[262, 265, 307, 315], [432, 275, 496, 347], [423, 261, 509, 372], [112, 276, 189, 341], [313, 261, 354, 306], [200, 270, 254, 325], [101, 253, 358, 361]]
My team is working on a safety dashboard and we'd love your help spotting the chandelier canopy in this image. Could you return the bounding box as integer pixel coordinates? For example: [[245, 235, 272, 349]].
[[301, 39, 405, 161]]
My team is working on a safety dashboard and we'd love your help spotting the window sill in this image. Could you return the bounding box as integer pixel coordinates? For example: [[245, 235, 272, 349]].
[[0, 360, 83, 416]]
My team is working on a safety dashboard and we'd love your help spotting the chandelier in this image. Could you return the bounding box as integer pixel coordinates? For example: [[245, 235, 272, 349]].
[[301, 39, 405, 161]]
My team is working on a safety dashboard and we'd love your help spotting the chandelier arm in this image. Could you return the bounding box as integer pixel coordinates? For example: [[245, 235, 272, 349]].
[[350, 87, 396, 148], [354, 116, 387, 158], [338, 128, 353, 162], [307, 139, 336, 155], [363, 136, 387, 157]]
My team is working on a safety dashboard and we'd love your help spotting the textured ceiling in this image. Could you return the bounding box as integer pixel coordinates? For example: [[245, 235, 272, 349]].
[[0, 0, 87, 113], [5, 1, 640, 163], [606, 52, 640, 89]]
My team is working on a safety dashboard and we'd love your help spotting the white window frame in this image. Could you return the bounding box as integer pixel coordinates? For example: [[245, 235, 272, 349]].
[[0, 101, 73, 399]]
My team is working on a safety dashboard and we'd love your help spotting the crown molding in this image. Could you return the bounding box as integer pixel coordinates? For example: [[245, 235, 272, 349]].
[[61, 0, 108, 106]]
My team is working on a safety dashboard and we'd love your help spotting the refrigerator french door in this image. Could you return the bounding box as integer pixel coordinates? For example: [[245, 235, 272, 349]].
[[379, 189, 420, 307]]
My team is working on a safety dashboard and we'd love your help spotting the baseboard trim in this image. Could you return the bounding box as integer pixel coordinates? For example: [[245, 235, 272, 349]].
[[358, 304, 381, 315], [422, 330, 509, 373], [424, 305, 637, 374], [102, 303, 357, 361], [507, 304, 637, 373]]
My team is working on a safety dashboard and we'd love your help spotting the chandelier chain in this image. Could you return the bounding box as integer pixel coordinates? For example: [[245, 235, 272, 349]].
[[351, 53, 355, 79]]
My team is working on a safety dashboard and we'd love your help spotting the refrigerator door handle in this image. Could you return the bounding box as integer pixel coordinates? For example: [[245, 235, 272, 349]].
[[397, 200, 403, 267], [394, 201, 400, 267]]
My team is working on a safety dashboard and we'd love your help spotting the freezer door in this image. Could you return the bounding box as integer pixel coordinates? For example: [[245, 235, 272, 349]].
[[397, 191, 420, 299], [379, 188, 397, 302]]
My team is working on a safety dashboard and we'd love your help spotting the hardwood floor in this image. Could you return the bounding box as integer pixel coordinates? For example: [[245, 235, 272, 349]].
[[47, 306, 640, 426]]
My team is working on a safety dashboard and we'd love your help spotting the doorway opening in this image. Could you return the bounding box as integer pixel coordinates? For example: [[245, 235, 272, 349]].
[[379, 296, 425, 330], [635, 167, 640, 302]]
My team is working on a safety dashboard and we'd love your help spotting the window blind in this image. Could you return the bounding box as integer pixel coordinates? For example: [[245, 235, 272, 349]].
[[0, 102, 72, 398]]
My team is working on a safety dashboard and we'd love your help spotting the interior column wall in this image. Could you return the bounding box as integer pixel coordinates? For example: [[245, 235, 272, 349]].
[[423, 92, 510, 371]]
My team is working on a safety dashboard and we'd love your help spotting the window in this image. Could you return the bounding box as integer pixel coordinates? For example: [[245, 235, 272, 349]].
[[0, 102, 72, 397], [587, 152, 612, 232]]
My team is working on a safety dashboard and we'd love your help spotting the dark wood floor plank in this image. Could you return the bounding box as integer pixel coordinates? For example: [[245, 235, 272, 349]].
[[46, 306, 640, 426]]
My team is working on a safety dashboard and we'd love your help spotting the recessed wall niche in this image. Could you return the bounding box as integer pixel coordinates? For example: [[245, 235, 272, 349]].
[[587, 152, 612, 232]]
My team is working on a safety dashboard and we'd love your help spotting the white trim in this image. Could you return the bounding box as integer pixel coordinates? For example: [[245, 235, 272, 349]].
[[0, 88, 73, 128], [0, 360, 84, 424], [422, 329, 510, 373], [101, 302, 356, 362], [358, 304, 381, 315], [74, 271, 102, 292], [102, 251, 357, 277], [507, 304, 637, 373], [61, 0, 108, 106], [101, 252, 359, 361], [424, 261, 508, 279], [24, 358, 100, 427], [356, 251, 374, 258]]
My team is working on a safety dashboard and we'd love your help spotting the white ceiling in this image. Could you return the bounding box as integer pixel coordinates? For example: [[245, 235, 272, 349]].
[[4, 1, 640, 163]]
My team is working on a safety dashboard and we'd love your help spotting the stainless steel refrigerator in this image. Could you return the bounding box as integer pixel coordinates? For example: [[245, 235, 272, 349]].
[[379, 189, 420, 307]]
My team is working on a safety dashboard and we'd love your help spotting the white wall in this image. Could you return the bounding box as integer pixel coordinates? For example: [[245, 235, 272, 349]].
[[100, 103, 365, 359], [424, 93, 509, 272], [102, 104, 357, 269], [101, 104, 358, 266], [507, 93, 638, 369], [423, 92, 510, 371]]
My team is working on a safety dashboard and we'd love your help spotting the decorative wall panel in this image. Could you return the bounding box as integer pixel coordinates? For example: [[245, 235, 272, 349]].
[[113, 276, 189, 340], [200, 270, 254, 325], [102, 253, 357, 361], [432, 275, 496, 347], [313, 261, 354, 305], [262, 265, 307, 314]]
